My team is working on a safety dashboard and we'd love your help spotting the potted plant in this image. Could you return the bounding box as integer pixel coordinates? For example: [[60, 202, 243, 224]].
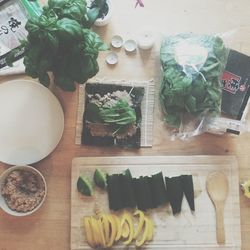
[[6, 0, 109, 91], [88, 0, 113, 27]]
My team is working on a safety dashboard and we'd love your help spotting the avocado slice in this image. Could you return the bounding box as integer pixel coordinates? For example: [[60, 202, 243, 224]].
[[77, 175, 93, 196], [94, 168, 107, 189]]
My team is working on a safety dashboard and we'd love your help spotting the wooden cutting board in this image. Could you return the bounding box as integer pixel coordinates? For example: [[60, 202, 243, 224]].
[[71, 156, 241, 250]]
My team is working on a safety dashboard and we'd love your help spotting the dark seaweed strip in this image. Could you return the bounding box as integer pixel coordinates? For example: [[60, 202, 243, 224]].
[[106, 174, 123, 211], [119, 174, 136, 208], [133, 177, 147, 211], [150, 172, 168, 207], [149, 176, 157, 208], [165, 176, 184, 215], [143, 176, 155, 209], [180, 175, 195, 212]]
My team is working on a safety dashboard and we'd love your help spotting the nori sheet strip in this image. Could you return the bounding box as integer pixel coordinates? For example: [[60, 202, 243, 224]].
[[106, 174, 123, 211], [119, 174, 136, 208], [133, 176, 155, 210], [150, 172, 168, 207], [165, 176, 184, 215], [143, 176, 155, 209], [133, 177, 148, 211], [180, 175, 195, 212]]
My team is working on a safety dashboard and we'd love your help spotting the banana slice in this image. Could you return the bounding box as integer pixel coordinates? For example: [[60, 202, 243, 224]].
[[135, 216, 149, 247], [97, 218, 106, 248], [98, 213, 110, 245], [82, 216, 95, 248], [106, 214, 117, 247], [146, 216, 154, 241], [121, 212, 134, 245], [113, 214, 122, 242], [133, 210, 145, 239], [90, 216, 101, 247]]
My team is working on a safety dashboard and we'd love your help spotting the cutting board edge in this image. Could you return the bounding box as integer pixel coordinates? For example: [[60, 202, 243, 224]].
[[72, 155, 238, 167]]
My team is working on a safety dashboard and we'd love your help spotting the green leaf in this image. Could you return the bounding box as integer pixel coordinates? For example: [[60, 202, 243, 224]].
[[85, 98, 137, 133], [54, 72, 76, 91], [82, 29, 109, 54], [165, 113, 181, 128], [48, 0, 67, 9], [47, 33, 59, 50], [39, 72, 50, 87], [38, 57, 52, 73], [87, 0, 106, 27], [25, 65, 39, 78], [185, 95, 197, 113], [25, 18, 40, 34], [99, 99, 136, 125], [48, 0, 87, 25], [57, 18, 83, 41]]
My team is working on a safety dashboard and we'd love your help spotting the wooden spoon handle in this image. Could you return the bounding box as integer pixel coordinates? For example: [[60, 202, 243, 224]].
[[215, 203, 225, 244]]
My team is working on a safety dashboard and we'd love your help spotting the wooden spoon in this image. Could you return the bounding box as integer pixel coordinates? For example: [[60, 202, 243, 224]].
[[206, 172, 229, 244]]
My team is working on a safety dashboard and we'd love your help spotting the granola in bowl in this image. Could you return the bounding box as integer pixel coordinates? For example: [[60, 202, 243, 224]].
[[0, 166, 47, 216]]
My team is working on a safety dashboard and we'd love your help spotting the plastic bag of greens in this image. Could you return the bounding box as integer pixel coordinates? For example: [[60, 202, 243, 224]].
[[160, 33, 229, 139]]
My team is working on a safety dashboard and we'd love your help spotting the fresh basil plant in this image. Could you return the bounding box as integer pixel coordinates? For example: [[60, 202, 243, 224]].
[[7, 0, 108, 91]]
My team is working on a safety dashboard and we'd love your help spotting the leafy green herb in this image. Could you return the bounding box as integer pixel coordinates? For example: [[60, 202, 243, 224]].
[[100, 100, 136, 125], [88, 0, 107, 26], [85, 99, 136, 134], [6, 0, 108, 91], [160, 33, 228, 127]]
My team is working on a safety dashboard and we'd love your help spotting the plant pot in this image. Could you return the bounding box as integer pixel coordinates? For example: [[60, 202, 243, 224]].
[[94, 0, 113, 27]]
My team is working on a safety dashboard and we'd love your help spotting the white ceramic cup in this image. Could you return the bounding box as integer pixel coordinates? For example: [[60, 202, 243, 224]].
[[0, 165, 47, 216], [124, 39, 137, 52]]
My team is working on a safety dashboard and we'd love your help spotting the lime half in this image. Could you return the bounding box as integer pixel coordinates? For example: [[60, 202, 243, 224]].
[[77, 175, 93, 196], [94, 168, 107, 189]]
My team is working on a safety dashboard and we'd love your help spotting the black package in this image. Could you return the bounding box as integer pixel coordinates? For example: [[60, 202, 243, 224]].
[[221, 49, 250, 119]]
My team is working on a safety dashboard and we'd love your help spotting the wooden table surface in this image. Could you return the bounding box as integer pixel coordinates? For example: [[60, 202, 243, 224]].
[[0, 1, 250, 249]]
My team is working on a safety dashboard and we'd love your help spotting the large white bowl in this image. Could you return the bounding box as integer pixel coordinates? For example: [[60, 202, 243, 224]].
[[0, 79, 64, 165], [0, 165, 47, 216]]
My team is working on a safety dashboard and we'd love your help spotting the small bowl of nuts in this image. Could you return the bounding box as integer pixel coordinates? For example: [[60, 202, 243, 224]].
[[0, 165, 47, 216]]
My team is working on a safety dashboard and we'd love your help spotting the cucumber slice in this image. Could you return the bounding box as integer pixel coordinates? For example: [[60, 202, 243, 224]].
[[77, 175, 93, 196], [94, 168, 107, 189]]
